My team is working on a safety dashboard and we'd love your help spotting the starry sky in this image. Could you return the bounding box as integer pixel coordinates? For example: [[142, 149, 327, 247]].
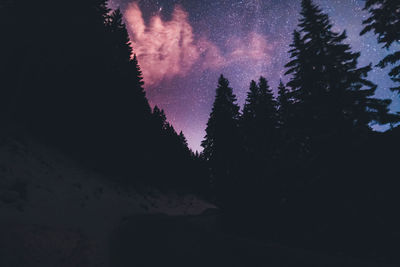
[[109, 0, 399, 152]]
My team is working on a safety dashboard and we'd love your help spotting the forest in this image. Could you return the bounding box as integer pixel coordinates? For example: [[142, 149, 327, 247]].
[[1, 0, 400, 266]]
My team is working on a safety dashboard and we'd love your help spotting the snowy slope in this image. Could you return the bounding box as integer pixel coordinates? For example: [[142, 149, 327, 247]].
[[1, 137, 394, 267], [0, 136, 215, 267]]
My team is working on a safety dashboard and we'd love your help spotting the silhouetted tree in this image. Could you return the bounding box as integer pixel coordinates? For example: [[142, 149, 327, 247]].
[[241, 80, 259, 157], [0, 0, 194, 189], [277, 80, 292, 129], [275, 0, 400, 254], [361, 0, 400, 92], [242, 81, 259, 125], [106, 9, 133, 66], [276, 80, 296, 170], [241, 77, 278, 178], [285, 0, 396, 163], [179, 131, 189, 148], [152, 106, 168, 130], [202, 75, 241, 207], [257, 77, 279, 158], [239, 76, 279, 226]]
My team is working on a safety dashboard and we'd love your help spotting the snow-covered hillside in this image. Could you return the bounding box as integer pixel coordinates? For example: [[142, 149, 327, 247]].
[[1, 137, 396, 267], [0, 136, 215, 267]]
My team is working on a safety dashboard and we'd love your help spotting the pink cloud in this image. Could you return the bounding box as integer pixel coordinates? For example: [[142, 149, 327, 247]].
[[124, 3, 274, 86], [200, 32, 275, 69], [197, 38, 226, 69], [125, 2, 199, 86], [228, 32, 274, 61]]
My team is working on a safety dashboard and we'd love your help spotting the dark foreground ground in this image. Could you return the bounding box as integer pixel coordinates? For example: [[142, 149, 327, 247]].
[[110, 213, 396, 267], [1, 210, 397, 267], [0, 137, 397, 267]]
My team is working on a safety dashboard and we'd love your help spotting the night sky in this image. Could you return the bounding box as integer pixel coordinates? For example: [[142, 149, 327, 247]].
[[109, 0, 399, 152]]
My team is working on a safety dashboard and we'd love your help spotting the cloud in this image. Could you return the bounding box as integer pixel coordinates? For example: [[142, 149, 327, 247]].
[[199, 32, 275, 70], [228, 33, 274, 61], [197, 38, 226, 70], [124, 2, 274, 86], [125, 2, 199, 86]]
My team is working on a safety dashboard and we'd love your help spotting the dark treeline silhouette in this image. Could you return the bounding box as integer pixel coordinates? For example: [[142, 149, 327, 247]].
[[0, 0, 205, 190], [2, 0, 400, 264], [202, 0, 400, 263], [361, 0, 400, 92]]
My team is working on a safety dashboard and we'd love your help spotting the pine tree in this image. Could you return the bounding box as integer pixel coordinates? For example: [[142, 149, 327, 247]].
[[277, 80, 292, 129], [202, 75, 241, 161], [285, 0, 396, 158], [106, 10, 148, 111], [284, 30, 310, 149], [241, 80, 260, 156], [361, 0, 400, 92], [275, 79, 300, 189], [276, 80, 294, 161], [96, 9, 155, 178], [106, 10, 150, 118], [257, 77, 278, 141], [130, 54, 151, 115], [240, 76, 279, 213], [242, 80, 259, 121], [179, 131, 189, 148], [152, 106, 168, 130], [241, 77, 278, 161], [106, 9, 133, 68], [202, 75, 241, 206]]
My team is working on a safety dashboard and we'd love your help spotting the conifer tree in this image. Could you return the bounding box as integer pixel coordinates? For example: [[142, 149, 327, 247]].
[[276, 80, 295, 162], [241, 80, 260, 156], [242, 81, 259, 121], [179, 131, 189, 148], [361, 0, 400, 92], [240, 77, 279, 211], [257, 77, 278, 139], [241, 77, 278, 161], [277, 80, 292, 129], [202, 75, 241, 206], [130, 54, 151, 115], [107, 9, 133, 68], [275, 79, 299, 185], [285, 0, 396, 158], [202, 75, 240, 161], [106, 10, 150, 118]]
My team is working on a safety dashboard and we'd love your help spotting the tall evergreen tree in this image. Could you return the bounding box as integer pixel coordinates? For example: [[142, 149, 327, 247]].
[[152, 106, 168, 130], [242, 80, 260, 157], [277, 80, 292, 129], [202, 75, 241, 206], [276, 80, 294, 163], [361, 0, 400, 92], [240, 77, 279, 217], [202, 75, 241, 162], [105, 10, 150, 117], [242, 80, 259, 127], [242, 77, 278, 161], [106, 9, 133, 68], [254, 77, 278, 201], [285, 0, 396, 159], [179, 131, 189, 148], [257, 77, 278, 133]]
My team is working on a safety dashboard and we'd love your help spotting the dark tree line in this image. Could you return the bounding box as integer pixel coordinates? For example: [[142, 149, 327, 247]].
[[0, 0, 202, 189], [202, 0, 400, 262], [2, 0, 400, 261], [361, 0, 400, 92]]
